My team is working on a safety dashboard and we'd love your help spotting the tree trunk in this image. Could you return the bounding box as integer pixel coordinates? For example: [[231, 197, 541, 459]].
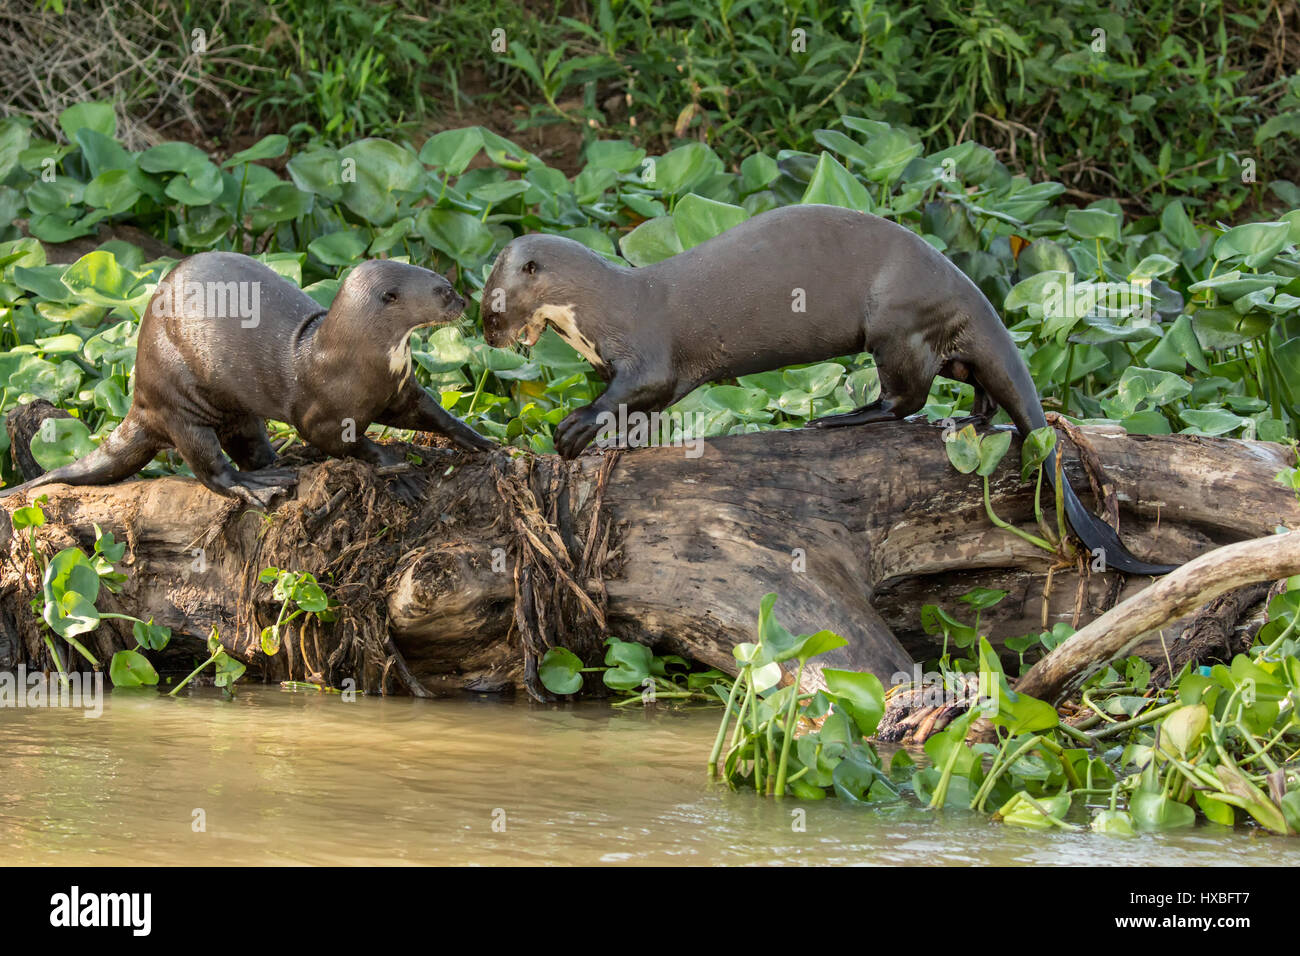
[[2, 420, 1297, 699]]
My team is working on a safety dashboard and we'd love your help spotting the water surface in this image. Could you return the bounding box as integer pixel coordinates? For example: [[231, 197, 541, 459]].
[[2, 687, 1295, 865]]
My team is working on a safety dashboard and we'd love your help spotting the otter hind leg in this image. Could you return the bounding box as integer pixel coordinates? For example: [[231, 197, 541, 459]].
[[219, 417, 278, 471], [173, 424, 295, 508], [811, 344, 933, 429], [940, 358, 997, 420], [970, 382, 998, 419]]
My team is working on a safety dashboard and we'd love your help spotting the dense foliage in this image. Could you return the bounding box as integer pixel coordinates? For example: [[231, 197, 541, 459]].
[[2, 102, 1299, 490], [16, 1, 1295, 219], [705, 591, 1300, 835]]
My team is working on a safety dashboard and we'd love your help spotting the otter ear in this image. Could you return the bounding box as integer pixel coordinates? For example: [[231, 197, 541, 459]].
[[381, 289, 398, 304], [523, 260, 537, 276]]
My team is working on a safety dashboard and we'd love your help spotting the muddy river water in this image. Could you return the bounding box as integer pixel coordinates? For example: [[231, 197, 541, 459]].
[[2, 687, 1296, 865]]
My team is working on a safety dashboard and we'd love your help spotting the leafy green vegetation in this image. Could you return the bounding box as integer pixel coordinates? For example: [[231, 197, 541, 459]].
[[12, 495, 172, 686], [23, 1, 1293, 218], [4, 103, 1300, 494], [710, 589, 1300, 835], [539, 637, 726, 704], [256, 567, 336, 658]]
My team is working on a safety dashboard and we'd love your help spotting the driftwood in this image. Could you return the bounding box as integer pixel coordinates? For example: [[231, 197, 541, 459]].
[[1149, 581, 1277, 689], [1017, 533, 1300, 703], [2, 417, 1298, 700]]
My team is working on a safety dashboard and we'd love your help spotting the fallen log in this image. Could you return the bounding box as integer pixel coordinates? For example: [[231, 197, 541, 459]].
[[2, 420, 1297, 698], [1016, 532, 1300, 703]]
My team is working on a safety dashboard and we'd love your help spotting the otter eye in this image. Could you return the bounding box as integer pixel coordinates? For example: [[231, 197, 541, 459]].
[[382, 290, 399, 304], [523, 260, 537, 276]]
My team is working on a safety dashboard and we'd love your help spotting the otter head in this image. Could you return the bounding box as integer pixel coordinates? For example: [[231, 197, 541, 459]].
[[341, 259, 465, 337], [481, 234, 611, 368]]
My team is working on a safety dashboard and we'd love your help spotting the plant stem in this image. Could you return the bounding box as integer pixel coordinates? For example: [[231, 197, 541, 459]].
[[42, 634, 68, 686], [774, 658, 806, 796], [972, 734, 1039, 812], [466, 366, 489, 417], [708, 673, 745, 778], [984, 477, 1054, 551], [1089, 700, 1180, 740], [168, 650, 221, 697], [748, 675, 762, 793]]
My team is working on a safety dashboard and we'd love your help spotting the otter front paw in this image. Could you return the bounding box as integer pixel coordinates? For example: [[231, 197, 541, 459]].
[[226, 482, 291, 510], [554, 407, 601, 459]]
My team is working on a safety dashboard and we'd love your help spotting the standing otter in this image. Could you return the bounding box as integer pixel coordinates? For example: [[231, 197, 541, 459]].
[[482, 204, 1174, 575], [3, 252, 494, 507]]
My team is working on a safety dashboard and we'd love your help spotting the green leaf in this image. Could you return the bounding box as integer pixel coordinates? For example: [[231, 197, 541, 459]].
[[83, 169, 141, 214], [960, 587, 1008, 612], [338, 138, 424, 226], [212, 648, 246, 688], [1214, 221, 1292, 269], [602, 637, 653, 691], [250, 183, 313, 229], [1115, 366, 1191, 409], [672, 194, 747, 249], [1194, 790, 1236, 826], [755, 592, 801, 662], [139, 141, 210, 175], [1131, 790, 1196, 829], [782, 363, 845, 397], [539, 646, 584, 695], [800, 152, 872, 211], [41, 547, 101, 641], [704, 385, 770, 422], [1145, 314, 1208, 373], [1064, 208, 1120, 242], [109, 649, 158, 687], [132, 618, 171, 651], [650, 142, 722, 198], [976, 430, 1013, 477], [1180, 407, 1246, 436], [1019, 426, 1057, 482], [584, 139, 646, 173], [619, 216, 683, 267], [1128, 254, 1177, 280], [1090, 809, 1135, 835], [739, 153, 778, 195], [1191, 308, 1270, 350], [224, 134, 289, 166], [945, 424, 981, 474], [29, 417, 94, 471], [832, 751, 898, 804], [1004, 270, 1068, 311], [163, 161, 224, 206], [58, 101, 116, 141], [286, 146, 344, 200], [822, 668, 884, 737], [1159, 704, 1207, 756], [415, 208, 495, 264], [998, 792, 1072, 829], [61, 249, 141, 307], [12, 502, 46, 531], [308, 229, 369, 267], [978, 637, 1058, 734], [1160, 200, 1199, 250]]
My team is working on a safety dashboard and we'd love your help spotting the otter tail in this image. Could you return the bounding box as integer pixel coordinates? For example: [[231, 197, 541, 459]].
[[1, 416, 161, 498], [968, 309, 1177, 576]]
